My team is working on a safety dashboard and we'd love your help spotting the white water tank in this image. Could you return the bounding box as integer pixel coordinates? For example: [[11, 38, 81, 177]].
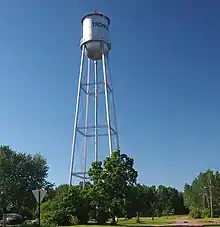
[[80, 12, 111, 60]]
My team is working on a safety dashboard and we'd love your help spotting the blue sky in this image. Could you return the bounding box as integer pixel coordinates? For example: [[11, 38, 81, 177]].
[[1, 0, 220, 190]]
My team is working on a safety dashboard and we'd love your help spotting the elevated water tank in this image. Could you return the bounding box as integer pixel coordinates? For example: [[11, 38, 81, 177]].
[[80, 12, 111, 60]]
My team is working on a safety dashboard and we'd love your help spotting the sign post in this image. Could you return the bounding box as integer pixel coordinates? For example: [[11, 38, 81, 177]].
[[32, 189, 47, 227]]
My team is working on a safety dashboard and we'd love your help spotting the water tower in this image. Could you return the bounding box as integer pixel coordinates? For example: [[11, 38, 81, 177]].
[[69, 12, 120, 186]]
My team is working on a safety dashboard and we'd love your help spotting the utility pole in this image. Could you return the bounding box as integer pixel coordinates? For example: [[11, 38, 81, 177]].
[[204, 180, 213, 218], [209, 178, 213, 218], [203, 189, 205, 208]]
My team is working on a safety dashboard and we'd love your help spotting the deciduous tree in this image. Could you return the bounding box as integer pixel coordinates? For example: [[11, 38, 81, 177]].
[[88, 150, 138, 223], [0, 145, 52, 216], [183, 169, 220, 218]]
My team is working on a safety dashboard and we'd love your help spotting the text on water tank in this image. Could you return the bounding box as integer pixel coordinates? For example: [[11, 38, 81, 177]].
[[92, 22, 108, 31]]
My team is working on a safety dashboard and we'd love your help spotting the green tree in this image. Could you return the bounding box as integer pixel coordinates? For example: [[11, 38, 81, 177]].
[[125, 184, 143, 218], [41, 185, 89, 225], [0, 145, 53, 217], [183, 169, 220, 218], [88, 150, 138, 224], [131, 185, 185, 219]]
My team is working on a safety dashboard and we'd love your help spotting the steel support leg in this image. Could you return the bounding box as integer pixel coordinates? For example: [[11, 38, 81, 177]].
[[69, 45, 85, 185]]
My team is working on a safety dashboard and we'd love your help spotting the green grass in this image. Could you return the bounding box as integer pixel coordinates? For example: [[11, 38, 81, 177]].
[[65, 215, 187, 227], [119, 215, 189, 225], [62, 216, 220, 227], [189, 218, 220, 223]]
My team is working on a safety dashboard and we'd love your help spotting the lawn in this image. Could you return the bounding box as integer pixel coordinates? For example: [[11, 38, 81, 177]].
[[62, 215, 187, 227], [65, 216, 220, 227], [118, 216, 178, 225], [189, 218, 220, 223]]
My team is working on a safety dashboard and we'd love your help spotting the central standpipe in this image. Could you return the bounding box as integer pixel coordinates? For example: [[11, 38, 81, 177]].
[[94, 60, 98, 161]]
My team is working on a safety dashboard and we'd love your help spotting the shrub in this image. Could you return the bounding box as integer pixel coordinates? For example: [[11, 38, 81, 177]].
[[201, 208, 210, 218], [70, 216, 80, 225], [41, 209, 70, 226], [189, 207, 201, 219], [40, 186, 90, 226], [20, 223, 57, 227]]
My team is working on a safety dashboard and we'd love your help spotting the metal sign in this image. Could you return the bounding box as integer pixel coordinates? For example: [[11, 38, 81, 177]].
[[32, 189, 47, 203], [32, 189, 47, 227]]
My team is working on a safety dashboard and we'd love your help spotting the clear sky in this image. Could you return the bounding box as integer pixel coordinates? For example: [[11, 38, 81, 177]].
[[1, 0, 220, 190]]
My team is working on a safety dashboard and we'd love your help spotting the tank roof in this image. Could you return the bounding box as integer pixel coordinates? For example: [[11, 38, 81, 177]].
[[81, 11, 110, 25]]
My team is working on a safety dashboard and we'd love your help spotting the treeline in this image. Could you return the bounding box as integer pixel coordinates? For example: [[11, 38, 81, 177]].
[[0, 145, 218, 226], [184, 169, 220, 218], [41, 183, 186, 225]]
